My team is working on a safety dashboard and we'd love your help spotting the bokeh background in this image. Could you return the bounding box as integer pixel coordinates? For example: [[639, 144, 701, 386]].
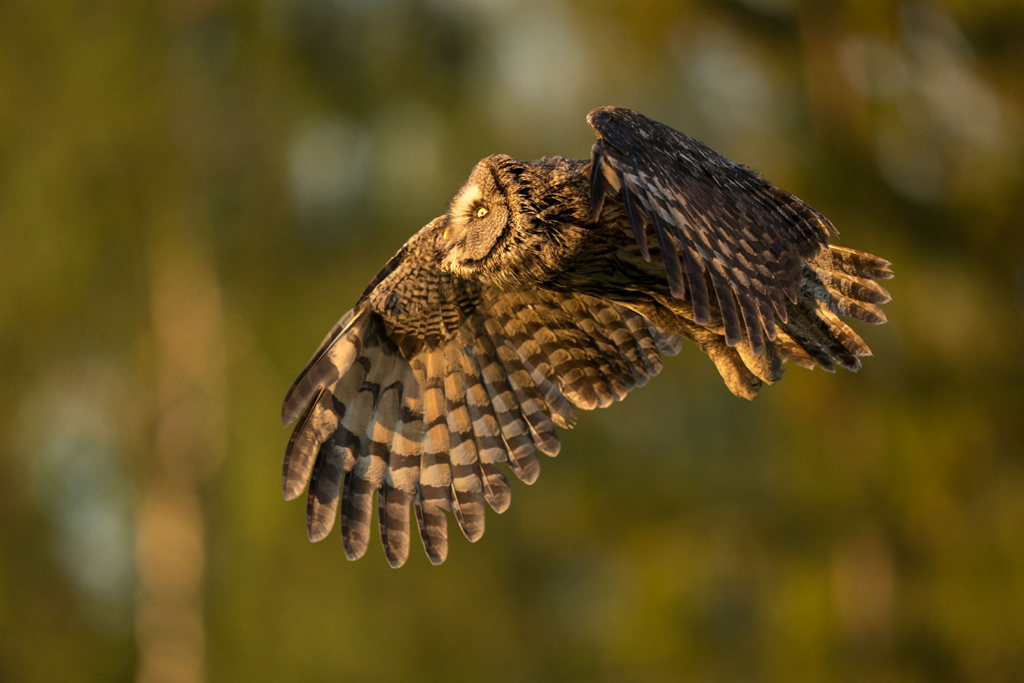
[[3, 0, 1024, 681]]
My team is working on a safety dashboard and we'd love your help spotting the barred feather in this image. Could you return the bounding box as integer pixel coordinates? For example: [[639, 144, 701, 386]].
[[305, 429, 347, 542], [341, 469, 375, 561], [414, 487, 448, 566], [458, 342, 513, 470], [477, 334, 542, 484], [581, 298, 650, 385], [282, 388, 336, 502], [513, 298, 620, 408], [488, 295, 598, 412], [820, 309, 872, 359], [522, 297, 626, 404], [338, 358, 380, 560], [412, 349, 454, 564], [281, 309, 368, 426], [479, 462, 512, 514], [829, 245, 894, 281], [379, 484, 412, 568], [442, 343, 488, 542], [562, 298, 637, 396]]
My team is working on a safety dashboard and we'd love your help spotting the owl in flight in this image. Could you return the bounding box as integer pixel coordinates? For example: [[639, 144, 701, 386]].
[[282, 107, 892, 567]]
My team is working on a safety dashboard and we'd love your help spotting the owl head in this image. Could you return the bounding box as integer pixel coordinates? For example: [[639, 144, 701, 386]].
[[438, 154, 530, 285], [438, 154, 587, 287], [438, 155, 513, 276]]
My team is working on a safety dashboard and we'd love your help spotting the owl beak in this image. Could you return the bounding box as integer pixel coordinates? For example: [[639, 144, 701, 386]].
[[435, 217, 454, 263], [439, 215, 454, 243]]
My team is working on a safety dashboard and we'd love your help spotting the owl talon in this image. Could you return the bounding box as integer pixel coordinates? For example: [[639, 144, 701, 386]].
[[706, 345, 761, 400]]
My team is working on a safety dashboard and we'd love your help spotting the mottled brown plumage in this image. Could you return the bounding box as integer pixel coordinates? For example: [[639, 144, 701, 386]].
[[281, 107, 892, 566]]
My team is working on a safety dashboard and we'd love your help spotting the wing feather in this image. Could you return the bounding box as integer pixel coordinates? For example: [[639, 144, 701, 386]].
[[337, 358, 382, 560], [282, 388, 335, 501], [478, 336, 543, 483], [281, 223, 679, 564], [442, 343, 488, 542], [340, 469, 375, 561], [562, 298, 638, 395], [585, 300, 650, 383], [621, 170, 652, 264], [379, 484, 412, 568], [588, 106, 834, 349], [282, 309, 368, 426], [488, 294, 599, 411], [413, 487, 448, 565]]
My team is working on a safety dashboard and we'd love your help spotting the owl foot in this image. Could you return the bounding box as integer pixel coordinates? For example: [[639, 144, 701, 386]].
[[706, 345, 761, 400]]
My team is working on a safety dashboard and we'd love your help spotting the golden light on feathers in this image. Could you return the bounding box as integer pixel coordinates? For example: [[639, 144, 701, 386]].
[[281, 107, 892, 567]]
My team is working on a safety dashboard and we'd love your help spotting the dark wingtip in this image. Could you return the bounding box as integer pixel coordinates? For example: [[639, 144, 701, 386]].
[[281, 383, 308, 426], [587, 105, 635, 127], [586, 106, 616, 128], [281, 403, 297, 427], [586, 106, 632, 156], [282, 379, 322, 428]]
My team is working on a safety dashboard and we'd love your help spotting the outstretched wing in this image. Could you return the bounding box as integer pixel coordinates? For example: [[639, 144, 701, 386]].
[[587, 106, 838, 356], [280, 217, 681, 567]]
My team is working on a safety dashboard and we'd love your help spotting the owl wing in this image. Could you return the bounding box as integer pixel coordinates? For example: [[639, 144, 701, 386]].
[[587, 106, 837, 356], [280, 217, 681, 567]]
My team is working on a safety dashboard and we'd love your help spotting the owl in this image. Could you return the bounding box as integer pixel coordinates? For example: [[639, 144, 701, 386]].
[[281, 107, 892, 567]]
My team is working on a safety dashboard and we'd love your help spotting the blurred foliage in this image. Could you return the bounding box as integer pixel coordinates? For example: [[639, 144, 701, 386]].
[[2, 0, 1024, 681]]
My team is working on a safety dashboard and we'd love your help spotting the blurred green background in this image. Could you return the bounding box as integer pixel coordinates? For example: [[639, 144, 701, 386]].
[[2, 0, 1024, 681]]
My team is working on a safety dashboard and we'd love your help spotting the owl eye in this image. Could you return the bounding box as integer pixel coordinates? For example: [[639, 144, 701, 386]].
[[475, 206, 488, 219], [442, 227, 450, 239]]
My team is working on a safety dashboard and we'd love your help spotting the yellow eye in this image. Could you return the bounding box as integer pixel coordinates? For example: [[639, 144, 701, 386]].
[[476, 206, 488, 218], [442, 227, 450, 239]]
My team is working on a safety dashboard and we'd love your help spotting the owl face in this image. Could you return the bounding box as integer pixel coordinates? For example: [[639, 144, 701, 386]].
[[438, 154, 588, 289], [438, 156, 513, 279]]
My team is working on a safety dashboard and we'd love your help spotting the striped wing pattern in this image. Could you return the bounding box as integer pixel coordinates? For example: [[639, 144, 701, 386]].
[[587, 106, 839, 356], [281, 229, 681, 567]]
